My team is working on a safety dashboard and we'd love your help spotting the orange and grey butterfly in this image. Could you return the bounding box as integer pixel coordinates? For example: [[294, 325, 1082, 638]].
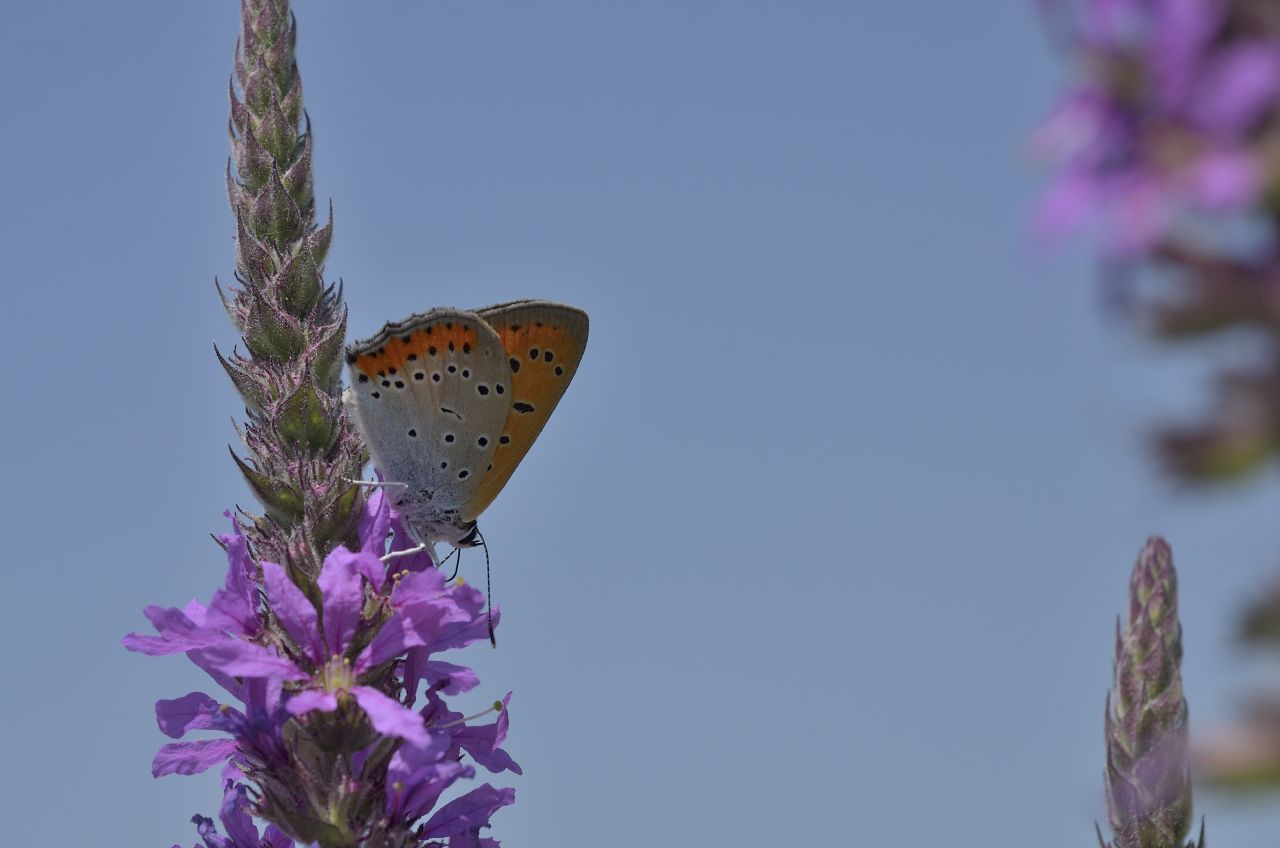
[[342, 300, 588, 549]]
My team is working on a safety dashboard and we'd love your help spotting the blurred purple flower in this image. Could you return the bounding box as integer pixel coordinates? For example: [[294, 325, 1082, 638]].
[[1034, 0, 1280, 255]]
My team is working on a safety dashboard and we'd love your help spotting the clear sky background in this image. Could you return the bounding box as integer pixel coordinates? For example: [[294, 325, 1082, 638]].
[[4, 2, 1280, 846]]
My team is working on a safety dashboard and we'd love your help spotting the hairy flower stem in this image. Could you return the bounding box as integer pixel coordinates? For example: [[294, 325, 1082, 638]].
[[220, 0, 366, 578], [1100, 538, 1204, 848]]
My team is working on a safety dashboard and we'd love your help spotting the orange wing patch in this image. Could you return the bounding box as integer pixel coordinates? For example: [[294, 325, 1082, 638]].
[[464, 301, 588, 521], [349, 320, 481, 380]]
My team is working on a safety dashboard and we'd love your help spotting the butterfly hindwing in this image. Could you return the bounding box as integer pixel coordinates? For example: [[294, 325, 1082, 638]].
[[464, 300, 589, 521], [344, 308, 512, 516]]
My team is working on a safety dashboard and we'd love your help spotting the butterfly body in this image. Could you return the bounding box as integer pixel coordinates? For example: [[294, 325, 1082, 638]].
[[343, 300, 588, 551]]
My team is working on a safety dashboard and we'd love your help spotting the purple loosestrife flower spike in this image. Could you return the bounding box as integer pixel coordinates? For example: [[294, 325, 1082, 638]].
[[126, 4, 522, 846], [220, 0, 366, 576], [1100, 538, 1204, 848]]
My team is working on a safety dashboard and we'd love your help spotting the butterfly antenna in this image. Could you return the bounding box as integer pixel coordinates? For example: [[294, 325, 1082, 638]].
[[477, 529, 495, 648], [439, 546, 461, 580]]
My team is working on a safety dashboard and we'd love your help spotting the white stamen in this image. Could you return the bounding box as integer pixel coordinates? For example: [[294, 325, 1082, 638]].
[[434, 700, 504, 729]]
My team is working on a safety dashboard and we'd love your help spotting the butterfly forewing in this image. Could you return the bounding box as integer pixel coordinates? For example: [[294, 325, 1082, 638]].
[[344, 308, 512, 515], [464, 300, 589, 521]]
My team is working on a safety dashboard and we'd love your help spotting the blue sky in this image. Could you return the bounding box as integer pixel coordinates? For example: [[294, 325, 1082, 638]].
[[4, 2, 1280, 845]]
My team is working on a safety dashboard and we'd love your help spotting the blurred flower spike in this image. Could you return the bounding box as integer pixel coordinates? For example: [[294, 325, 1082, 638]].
[[1099, 538, 1203, 848], [1036, 0, 1280, 486], [1034, 0, 1280, 257]]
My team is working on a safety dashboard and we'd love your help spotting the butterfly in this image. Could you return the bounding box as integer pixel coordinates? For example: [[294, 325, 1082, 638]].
[[343, 299, 588, 555]]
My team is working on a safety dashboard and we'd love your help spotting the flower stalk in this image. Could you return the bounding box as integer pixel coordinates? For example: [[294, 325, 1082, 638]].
[[220, 0, 366, 576], [1099, 538, 1203, 848], [125, 3, 519, 846]]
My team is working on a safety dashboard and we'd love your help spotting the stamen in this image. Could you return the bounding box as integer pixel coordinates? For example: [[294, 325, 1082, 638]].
[[434, 700, 504, 729]]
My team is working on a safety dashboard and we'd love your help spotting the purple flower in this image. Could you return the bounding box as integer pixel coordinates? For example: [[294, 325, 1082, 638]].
[[1033, 0, 1280, 256], [177, 782, 294, 848], [129, 498, 517, 845]]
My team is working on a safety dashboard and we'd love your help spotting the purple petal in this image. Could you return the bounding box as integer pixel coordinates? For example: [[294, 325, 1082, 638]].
[[191, 641, 308, 681], [1189, 147, 1260, 209], [433, 602, 501, 653], [1034, 167, 1101, 239], [218, 783, 262, 848], [1150, 0, 1222, 105], [351, 685, 430, 747], [1103, 169, 1174, 257], [186, 649, 249, 701], [156, 691, 225, 739], [423, 661, 480, 695], [390, 569, 448, 607], [262, 825, 294, 848], [1189, 42, 1280, 134], [152, 739, 239, 777], [261, 562, 321, 661], [362, 601, 459, 670], [206, 514, 261, 637], [403, 647, 428, 706], [286, 689, 339, 715], [388, 506, 436, 572], [421, 784, 516, 840], [358, 489, 393, 560], [317, 547, 369, 655], [451, 694, 521, 776], [385, 734, 465, 819], [123, 606, 224, 655]]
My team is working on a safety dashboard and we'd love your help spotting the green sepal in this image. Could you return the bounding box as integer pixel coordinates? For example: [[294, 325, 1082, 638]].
[[276, 245, 321, 316], [312, 481, 361, 552], [277, 382, 334, 455], [230, 447, 304, 523], [243, 299, 304, 361], [251, 171, 305, 245], [235, 119, 274, 192], [216, 344, 273, 412], [311, 309, 347, 389]]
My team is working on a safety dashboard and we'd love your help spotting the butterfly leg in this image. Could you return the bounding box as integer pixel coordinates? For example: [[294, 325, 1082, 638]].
[[381, 542, 435, 564], [343, 478, 409, 490]]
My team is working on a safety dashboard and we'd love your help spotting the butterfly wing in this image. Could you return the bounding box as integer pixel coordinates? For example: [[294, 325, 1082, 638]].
[[344, 308, 512, 521], [463, 300, 589, 521]]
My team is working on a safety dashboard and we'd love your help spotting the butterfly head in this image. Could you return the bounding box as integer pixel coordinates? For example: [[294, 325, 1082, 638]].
[[402, 510, 483, 551]]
